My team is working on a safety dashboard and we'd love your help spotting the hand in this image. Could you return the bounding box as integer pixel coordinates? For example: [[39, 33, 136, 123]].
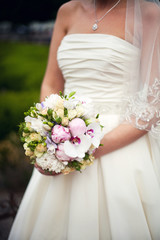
[[93, 145, 105, 159], [34, 163, 61, 176]]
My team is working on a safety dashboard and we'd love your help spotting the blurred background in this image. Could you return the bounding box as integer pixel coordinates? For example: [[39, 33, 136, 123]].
[[0, 0, 67, 238]]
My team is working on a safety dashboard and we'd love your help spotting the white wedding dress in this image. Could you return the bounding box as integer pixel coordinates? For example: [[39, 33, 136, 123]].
[[9, 34, 160, 240]]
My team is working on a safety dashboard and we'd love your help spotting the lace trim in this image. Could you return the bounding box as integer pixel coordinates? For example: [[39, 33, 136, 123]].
[[125, 78, 160, 138]]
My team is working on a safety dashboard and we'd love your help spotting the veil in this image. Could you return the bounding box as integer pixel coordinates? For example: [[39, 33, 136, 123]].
[[124, 0, 160, 139], [72, 0, 160, 139]]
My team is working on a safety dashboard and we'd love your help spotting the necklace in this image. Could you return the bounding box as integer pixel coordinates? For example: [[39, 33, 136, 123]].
[[92, 0, 121, 31]]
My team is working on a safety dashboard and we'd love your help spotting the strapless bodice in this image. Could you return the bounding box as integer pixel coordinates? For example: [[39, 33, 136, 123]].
[[57, 34, 140, 113]]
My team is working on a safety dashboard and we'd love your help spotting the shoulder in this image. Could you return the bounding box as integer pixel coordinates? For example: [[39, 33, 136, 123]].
[[55, 1, 84, 32], [57, 1, 83, 19], [142, 1, 160, 24]]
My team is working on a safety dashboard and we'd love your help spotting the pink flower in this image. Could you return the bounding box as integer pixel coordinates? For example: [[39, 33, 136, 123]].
[[51, 125, 71, 143], [69, 118, 87, 136], [55, 143, 72, 161]]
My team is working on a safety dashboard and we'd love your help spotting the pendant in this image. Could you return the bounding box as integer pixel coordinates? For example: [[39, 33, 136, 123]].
[[92, 23, 98, 31]]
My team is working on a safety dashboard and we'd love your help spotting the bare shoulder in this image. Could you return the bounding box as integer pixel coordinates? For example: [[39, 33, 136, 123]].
[[55, 1, 84, 32], [57, 1, 83, 19], [142, 1, 160, 23]]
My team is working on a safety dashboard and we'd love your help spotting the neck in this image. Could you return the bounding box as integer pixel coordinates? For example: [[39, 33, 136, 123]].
[[91, 0, 122, 8]]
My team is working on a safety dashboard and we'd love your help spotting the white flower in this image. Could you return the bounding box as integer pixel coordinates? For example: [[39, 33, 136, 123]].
[[36, 153, 65, 173], [62, 117, 69, 126], [76, 105, 85, 117], [56, 109, 64, 118], [36, 103, 43, 111], [36, 143, 47, 153], [55, 98, 64, 110], [64, 99, 78, 110], [25, 116, 46, 136], [45, 136, 57, 154], [26, 122, 33, 131], [68, 109, 77, 120], [25, 148, 34, 157], [64, 135, 91, 158], [86, 123, 103, 148], [30, 133, 42, 141], [43, 94, 62, 109]]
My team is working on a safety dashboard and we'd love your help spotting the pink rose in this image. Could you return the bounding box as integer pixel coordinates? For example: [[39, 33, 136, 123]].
[[69, 118, 87, 136], [51, 125, 71, 143], [55, 143, 72, 161]]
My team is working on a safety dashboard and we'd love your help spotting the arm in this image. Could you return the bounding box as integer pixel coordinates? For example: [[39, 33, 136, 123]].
[[94, 124, 147, 159], [40, 3, 72, 101]]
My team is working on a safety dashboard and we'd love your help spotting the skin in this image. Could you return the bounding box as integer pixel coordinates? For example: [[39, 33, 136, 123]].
[[38, 0, 147, 175]]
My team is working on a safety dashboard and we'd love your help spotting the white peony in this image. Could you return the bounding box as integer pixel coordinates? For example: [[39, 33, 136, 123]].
[[36, 153, 65, 173]]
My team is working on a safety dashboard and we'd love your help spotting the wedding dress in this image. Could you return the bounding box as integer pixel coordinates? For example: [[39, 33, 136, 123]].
[[9, 34, 160, 240]]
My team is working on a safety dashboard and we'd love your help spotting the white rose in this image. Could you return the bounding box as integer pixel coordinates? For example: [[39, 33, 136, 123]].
[[26, 122, 32, 131], [62, 117, 69, 126], [22, 132, 29, 137], [36, 143, 47, 153], [23, 143, 28, 150], [56, 109, 64, 118], [55, 99, 64, 110], [76, 106, 85, 117], [30, 133, 42, 141], [25, 148, 34, 157], [68, 109, 77, 120]]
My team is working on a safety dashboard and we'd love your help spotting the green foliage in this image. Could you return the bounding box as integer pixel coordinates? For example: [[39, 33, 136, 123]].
[[0, 91, 39, 139], [0, 41, 49, 139], [68, 160, 82, 172], [0, 42, 49, 91]]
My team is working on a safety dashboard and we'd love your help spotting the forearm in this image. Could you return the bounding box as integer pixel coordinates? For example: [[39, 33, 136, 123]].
[[94, 124, 147, 158], [40, 81, 63, 102]]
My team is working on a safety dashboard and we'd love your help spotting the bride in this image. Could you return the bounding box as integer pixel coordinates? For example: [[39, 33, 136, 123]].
[[9, 0, 160, 239]]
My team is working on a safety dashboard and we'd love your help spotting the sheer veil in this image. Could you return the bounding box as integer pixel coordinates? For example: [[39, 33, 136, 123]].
[[124, 0, 160, 139], [74, 0, 160, 138]]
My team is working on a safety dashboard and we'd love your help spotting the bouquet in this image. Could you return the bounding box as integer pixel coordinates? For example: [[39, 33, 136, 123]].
[[19, 92, 103, 175]]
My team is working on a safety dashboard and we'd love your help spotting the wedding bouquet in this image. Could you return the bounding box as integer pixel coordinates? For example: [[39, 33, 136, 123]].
[[19, 92, 103, 175]]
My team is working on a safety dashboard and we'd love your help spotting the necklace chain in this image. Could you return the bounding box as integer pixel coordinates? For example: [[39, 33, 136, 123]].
[[92, 0, 121, 31]]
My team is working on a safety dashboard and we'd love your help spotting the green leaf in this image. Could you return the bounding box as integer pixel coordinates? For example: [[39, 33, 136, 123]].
[[96, 114, 99, 119], [68, 91, 76, 98], [59, 91, 63, 98], [64, 108, 68, 116], [27, 141, 38, 151], [99, 144, 103, 147], [68, 160, 82, 172], [55, 116, 62, 124], [83, 153, 89, 160], [47, 108, 53, 116]]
